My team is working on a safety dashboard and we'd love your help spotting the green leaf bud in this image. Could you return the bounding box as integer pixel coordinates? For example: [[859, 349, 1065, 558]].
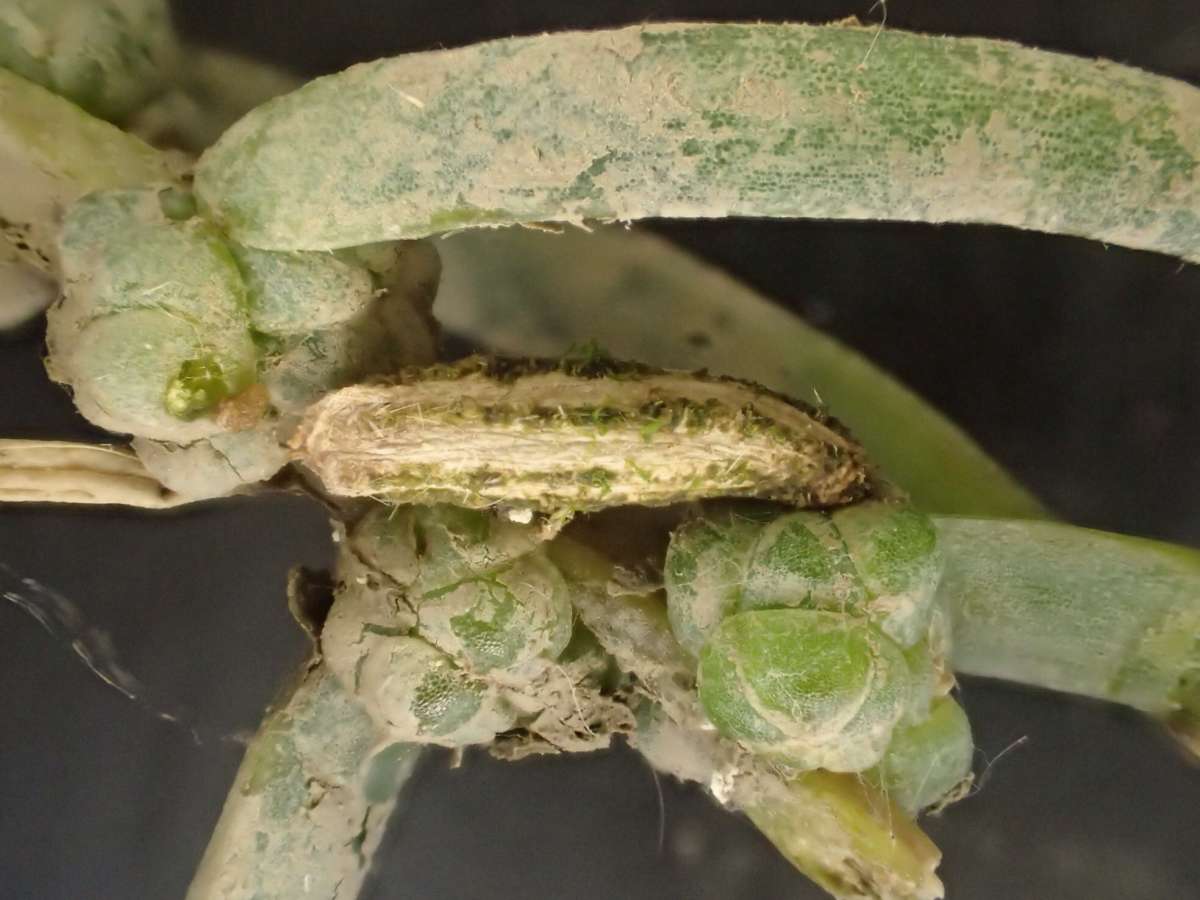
[[230, 244, 375, 336], [412, 551, 574, 672], [831, 502, 942, 647], [357, 635, 516, 747], [868, 696, 974, 815], [349, 505, 572, 671], [664, 509, 764, 655], [741, 510, 868, 614], [698, 609, 912, 773], [47, 188, 255, 442], [350, 505, 545, 591], [257, 251, 438, 414]]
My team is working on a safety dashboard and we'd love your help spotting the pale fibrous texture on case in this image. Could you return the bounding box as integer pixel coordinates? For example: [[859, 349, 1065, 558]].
[[295, 355, 870, 513], [197, 22, 1200, 263]]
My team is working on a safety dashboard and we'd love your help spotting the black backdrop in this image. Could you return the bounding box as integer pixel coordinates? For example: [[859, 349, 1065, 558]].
[[1, 2, 1198, 898]]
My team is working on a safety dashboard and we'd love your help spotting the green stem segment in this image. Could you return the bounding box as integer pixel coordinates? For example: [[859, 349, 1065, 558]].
[[198, 22, 1200, 264], [936, 517, 1200, 752], [187, 664, 421, 900]]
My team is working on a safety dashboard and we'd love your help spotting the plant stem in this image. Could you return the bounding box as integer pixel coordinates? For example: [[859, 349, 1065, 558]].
[[634, 704, 943, 900], [936, 516, 1200, 751], [187, 662, 421, 900]]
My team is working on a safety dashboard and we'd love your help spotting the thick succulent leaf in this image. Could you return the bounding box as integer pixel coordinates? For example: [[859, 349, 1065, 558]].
[[198, 22, 1200, 265]]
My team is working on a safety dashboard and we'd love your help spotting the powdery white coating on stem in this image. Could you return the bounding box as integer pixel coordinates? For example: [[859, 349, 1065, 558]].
[[198, 22, 1200, 264], [186, 665, 419, 900], [294, 356, 870, 513]]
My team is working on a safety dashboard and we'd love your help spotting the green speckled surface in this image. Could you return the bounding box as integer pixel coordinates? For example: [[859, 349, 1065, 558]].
[[199, 22, 1200, 263]]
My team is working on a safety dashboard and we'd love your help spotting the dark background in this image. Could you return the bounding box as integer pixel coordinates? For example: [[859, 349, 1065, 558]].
[[2, 2, 1199, 898]]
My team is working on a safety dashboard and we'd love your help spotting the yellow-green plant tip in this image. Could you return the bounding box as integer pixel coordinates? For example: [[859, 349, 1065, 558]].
[[53, 310, 252, 443], [157, 186, 197, 221], [869, 696, 974, 816], [698, 609, 912, 772], [744, 770, 944, 900], [164, 356, 234, 420]]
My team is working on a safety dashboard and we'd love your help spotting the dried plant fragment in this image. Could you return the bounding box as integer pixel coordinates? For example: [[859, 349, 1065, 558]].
[[0, 439, 185, 508]]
